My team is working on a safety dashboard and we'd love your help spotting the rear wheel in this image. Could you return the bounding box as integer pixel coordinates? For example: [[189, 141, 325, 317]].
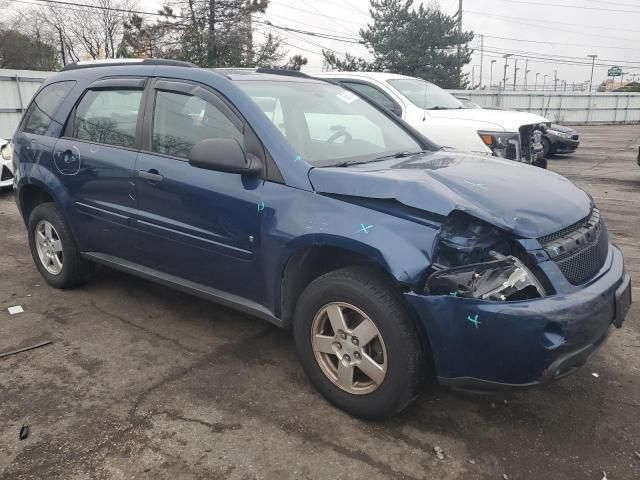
[[293, 266, 425, 419], [28, 203, 93, 289]]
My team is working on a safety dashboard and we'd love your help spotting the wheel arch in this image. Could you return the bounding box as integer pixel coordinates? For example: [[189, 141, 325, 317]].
[[278, 243, 405, 328]]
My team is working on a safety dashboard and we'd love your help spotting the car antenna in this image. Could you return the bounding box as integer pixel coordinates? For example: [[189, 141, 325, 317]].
[[422, 79, 428, 121]]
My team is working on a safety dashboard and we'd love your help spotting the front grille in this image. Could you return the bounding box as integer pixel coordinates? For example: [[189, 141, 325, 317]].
[[555, 225, 609, 285], [1, 165, 13, 182], [538, 208, 609, 285], [538, 210, 593, 245]]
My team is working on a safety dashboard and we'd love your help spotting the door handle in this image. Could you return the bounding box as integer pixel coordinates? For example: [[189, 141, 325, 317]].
[[138, 169, 164, 182]]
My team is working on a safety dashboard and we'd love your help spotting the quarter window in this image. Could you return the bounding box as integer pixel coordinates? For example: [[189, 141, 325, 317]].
[[72, 89, 143, 148], [22, 81, 75, 135], [152, 90, 243, 159]]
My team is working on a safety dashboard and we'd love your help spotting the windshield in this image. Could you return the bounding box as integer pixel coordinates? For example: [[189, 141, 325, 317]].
[[387, 78, 464, 110], [235, 80, 422, 167]]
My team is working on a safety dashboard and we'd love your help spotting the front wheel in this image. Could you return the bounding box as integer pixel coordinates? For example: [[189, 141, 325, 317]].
[[293, 266, 425, 419]]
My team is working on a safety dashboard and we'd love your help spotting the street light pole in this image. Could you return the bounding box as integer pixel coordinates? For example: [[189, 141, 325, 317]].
[[543, 74, 548, 91], [503, 54, 511, 90], [513, 58, 518, 90], [479, 34, 484, 89], [587, 54, 598, 92], [489, 60, 496, 90], [535, 73, 539, 90]]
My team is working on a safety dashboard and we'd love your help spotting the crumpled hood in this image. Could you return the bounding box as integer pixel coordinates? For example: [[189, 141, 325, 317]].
[[309, 151, 591, 238], [428, 108, 549, 131]]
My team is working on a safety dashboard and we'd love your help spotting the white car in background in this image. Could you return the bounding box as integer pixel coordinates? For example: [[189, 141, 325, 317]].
[[0, 138, 14, 190], [313, 72, 550, 167]]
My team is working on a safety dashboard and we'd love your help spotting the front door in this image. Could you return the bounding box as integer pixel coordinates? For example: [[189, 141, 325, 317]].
[[53, 78, 145, 258], [133, 79, 264, 301]]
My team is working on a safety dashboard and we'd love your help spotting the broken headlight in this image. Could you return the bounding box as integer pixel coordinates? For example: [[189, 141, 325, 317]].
[[478, 131, 520, 160], [425, 254, 546, 301]]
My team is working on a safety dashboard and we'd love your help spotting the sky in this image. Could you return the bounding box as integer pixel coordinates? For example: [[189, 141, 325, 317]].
[[4, 0, 638, 88], [205, 0, 640, 89]]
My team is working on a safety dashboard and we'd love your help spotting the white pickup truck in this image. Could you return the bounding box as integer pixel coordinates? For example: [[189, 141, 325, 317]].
[[313, 72, 549, 167]]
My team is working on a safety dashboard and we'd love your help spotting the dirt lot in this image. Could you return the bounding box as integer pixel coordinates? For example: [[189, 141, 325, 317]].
[[1, 125, 639, 480]]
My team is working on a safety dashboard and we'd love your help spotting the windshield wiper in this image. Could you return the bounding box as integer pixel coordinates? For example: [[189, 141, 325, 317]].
[[330, 151, 423, 168], [428, 106, 449, 110]]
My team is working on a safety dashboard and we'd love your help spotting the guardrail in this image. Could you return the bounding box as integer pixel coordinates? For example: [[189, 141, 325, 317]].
[[449, 90, 640, 124]]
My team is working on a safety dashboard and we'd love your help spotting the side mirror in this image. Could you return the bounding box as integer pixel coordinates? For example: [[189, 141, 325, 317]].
[[188, 138, 262, 175]]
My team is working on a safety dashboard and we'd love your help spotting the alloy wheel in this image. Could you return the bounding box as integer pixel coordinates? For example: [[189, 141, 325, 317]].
[[35, 220, 64, 275], [311, 302, 387, 395]]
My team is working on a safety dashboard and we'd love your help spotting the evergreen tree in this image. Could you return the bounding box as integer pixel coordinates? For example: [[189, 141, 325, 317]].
[[323, 0, 474, 88]]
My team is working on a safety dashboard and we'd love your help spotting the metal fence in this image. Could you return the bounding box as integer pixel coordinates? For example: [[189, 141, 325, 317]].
[[0, 69, 51, 139], [449, 90, 640, 125]]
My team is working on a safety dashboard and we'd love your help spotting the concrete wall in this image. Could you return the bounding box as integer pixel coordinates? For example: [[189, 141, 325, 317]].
[[449, 90, 640, 125], [0, 69, 52, 139]]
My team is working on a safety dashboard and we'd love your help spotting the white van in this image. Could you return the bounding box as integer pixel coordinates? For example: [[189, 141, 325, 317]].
[[313, 72, 549, 167]]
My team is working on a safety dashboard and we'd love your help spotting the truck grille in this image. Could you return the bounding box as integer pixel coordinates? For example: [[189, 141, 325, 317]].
[[538, 208, 609, 285]]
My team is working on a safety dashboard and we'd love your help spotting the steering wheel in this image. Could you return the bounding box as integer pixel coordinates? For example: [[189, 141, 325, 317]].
[[327, 129, 353, 144]]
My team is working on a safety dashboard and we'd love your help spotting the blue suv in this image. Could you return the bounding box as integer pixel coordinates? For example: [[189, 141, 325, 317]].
[[10, 60, 631, 418]]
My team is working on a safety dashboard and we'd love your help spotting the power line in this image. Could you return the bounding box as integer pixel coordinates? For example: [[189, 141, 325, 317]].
[[481, 34, 639, 52], [496, 0, 640, 13], [10, 0, 178, 17], [254, 20, 362, 44]]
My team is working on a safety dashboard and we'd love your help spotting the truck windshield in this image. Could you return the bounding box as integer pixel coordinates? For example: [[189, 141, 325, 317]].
[[235, 80, 423, 167], [387, 78, 464, 110]]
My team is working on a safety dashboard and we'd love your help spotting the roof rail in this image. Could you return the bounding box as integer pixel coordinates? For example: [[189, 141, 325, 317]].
[[254, 67, 311, 79], [61, 58, 197, 72]]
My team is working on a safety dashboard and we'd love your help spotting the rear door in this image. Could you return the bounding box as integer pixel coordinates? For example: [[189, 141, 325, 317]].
[[53, 77, 145, 257], [132, 79, 264, 301]]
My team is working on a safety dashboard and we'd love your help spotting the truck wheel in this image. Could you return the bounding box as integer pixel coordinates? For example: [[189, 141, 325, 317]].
[[293, 266, 425, 419], [27, 203, 93, 289]]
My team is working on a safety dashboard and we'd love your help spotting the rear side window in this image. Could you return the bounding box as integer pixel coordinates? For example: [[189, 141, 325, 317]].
[[22, 81, 75, 135], [341, 81, 401, 115], [72, 89, 143, 148], [152, 90, 243, 159]]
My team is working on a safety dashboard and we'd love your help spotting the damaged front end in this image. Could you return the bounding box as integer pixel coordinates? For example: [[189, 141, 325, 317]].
[[478, 123, 545, 165], [424, 211, 548, 302]]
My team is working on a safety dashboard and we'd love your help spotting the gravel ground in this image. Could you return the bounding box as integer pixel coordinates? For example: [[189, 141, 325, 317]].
[[0, 124, 639, 480]]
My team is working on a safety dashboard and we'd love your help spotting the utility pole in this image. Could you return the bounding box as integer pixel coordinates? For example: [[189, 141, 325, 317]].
[[553, 69, 558, 91], [503, 54, 511, 91], [57, 27, 66, 66], [472, 66, 475, 90], [457, 0, 463, 88], [524, 59, 529, 90], [587, 54, 597, 92], [543, 74, 547, 91], [479, 34, 484, 90], [513, 58, 518, 90], [489, 60, 496, 90]]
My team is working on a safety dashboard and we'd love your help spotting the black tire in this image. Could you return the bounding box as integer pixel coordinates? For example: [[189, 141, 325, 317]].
[[542, 137, 552, 158], [27, 202, 93, 289], [534, 155, 548, 169], [293, 266, 425, 419]]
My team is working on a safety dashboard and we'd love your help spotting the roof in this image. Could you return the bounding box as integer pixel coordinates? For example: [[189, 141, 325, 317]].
[[311, 71, 416, 81], [61, 58, 197, 71]]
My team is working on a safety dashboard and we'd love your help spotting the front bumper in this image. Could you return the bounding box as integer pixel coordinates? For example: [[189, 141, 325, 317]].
[[405, 245, 630, 390], [549, 135, 580, 154]]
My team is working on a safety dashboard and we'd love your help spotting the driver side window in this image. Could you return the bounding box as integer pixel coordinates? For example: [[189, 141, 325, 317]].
[[152, 90, 244, 159]]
